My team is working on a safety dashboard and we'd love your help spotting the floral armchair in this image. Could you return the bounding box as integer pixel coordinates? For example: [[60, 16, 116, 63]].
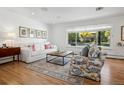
[[69, 45, 105, 82]]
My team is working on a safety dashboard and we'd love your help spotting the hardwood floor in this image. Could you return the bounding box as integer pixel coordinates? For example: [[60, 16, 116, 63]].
[[0, 58, 124, 85], [0, 62, 69, 85]]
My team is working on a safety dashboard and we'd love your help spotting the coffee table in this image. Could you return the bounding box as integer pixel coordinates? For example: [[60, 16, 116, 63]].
[[46, 51, 74, 66]]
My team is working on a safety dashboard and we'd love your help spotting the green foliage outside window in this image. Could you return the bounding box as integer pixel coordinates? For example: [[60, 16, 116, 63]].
[[68, 33, 76, 46], [68, 29, 111, 47], [98, 29, 111, 46], [78, 32, 96, 44]]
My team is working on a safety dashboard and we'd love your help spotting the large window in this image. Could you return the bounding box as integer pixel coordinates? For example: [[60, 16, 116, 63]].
[[77, 32, 96, 46], [68, 28, 111, 47]]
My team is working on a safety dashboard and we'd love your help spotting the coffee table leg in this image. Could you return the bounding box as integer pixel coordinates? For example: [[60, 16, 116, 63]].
[[63, 57, 64, 66], [46, 54, 48, 62]]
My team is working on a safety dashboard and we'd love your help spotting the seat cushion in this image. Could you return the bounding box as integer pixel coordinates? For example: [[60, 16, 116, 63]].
[[45, 48, 57, 53], [31, 50, 42, 56]]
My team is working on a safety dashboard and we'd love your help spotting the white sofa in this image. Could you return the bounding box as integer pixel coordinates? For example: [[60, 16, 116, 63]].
[[21, 43, 57, 63]]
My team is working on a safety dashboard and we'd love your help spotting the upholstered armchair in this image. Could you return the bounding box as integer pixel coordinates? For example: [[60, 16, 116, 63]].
[[69, 45, 105, 82]]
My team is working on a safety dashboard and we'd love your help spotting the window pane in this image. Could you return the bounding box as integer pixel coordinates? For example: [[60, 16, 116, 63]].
[[98, 29, 111, 46], [68, 32, 76, 46], [77, 32, 96, 46]]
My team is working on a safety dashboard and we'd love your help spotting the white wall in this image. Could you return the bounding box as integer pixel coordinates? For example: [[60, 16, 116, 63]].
[[0, 8, 49, 45], [49, 15, 124, 56], [0, 8, 49, 63], [1, 8, 124, 60]]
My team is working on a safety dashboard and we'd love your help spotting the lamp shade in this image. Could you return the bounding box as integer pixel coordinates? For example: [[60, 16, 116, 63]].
[[7, 32, 16, 39]]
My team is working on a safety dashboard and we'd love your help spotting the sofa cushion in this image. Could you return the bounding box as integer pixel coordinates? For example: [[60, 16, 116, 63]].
[[45, 43, 53, 49], [41, 44, 45, 50], [45, 48, 57, 53], [35, 44, 41, 51], [80, 45, 90, 57], [31, 50, 42, 56]]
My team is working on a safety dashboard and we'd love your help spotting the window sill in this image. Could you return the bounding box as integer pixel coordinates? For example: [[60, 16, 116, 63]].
[[100, 46, 112, 50], [66, 45, 85, 47], [66, 45, 112, 50]]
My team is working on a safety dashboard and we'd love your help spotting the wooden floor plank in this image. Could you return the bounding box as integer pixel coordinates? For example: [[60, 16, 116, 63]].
[[0, 58, 124, 85]]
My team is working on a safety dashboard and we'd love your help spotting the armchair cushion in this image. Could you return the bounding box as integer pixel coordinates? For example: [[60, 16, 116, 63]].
[[69, 54, 105, 81]]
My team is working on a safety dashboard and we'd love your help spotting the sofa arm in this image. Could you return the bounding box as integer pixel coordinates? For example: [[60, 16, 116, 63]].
[[21, 47, 32, 61], [99, 52, 107, 62]]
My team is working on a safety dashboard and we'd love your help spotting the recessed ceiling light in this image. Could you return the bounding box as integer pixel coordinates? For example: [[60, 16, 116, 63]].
[[96, 7, 104, 11], [31, 12, 35, 15]]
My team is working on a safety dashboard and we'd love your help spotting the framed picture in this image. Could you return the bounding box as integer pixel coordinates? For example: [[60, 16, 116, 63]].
[[19, 26, 30, 38], [30, 29, 36, 38], [42, 31, 47, 39], [36, 30, 42, 38], [121, 26, 124, 41]]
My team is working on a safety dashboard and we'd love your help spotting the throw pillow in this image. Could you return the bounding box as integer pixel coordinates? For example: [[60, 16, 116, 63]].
[[88, 45, 101, 59], [45, 44, 52, 49], [32, 44, 36, 51]]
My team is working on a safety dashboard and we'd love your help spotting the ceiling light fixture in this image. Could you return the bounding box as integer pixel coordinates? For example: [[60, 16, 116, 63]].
[[96, 7, 104, 11]]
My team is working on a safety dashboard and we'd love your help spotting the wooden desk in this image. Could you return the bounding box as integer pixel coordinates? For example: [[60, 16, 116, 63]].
[[0, 47, 21, 62]]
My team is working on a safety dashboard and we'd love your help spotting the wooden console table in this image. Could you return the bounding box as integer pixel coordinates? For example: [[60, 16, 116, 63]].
[[0, 47, 21, 62]]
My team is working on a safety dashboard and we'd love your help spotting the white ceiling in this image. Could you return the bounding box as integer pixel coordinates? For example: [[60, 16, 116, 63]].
[[3, 7, 124, 24]]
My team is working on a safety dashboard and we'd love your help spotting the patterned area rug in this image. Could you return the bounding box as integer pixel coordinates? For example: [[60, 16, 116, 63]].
[[26, 59, 84, 85]]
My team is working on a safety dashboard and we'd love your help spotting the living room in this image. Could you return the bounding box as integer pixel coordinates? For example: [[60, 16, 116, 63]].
[[2, 0, 124, 92], [1, 6, 124, 86]]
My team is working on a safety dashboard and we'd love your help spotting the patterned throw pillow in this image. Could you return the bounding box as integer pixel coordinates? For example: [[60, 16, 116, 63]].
[[44, 44, 52, 49], [88, 45, 101, 59]]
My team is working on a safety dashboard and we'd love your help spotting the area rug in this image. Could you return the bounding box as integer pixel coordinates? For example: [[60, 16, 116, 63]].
[[26, 59, 84, 85]]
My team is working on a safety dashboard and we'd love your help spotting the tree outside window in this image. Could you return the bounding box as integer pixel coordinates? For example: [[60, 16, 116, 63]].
[[77, 32, 96, 46], [97, 29, 111, 46], [68, 28, 111, 47]]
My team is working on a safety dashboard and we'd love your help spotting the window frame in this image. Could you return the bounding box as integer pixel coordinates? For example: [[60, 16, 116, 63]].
[[96, 29, 111, 47], [66, 27, 112, 48]]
